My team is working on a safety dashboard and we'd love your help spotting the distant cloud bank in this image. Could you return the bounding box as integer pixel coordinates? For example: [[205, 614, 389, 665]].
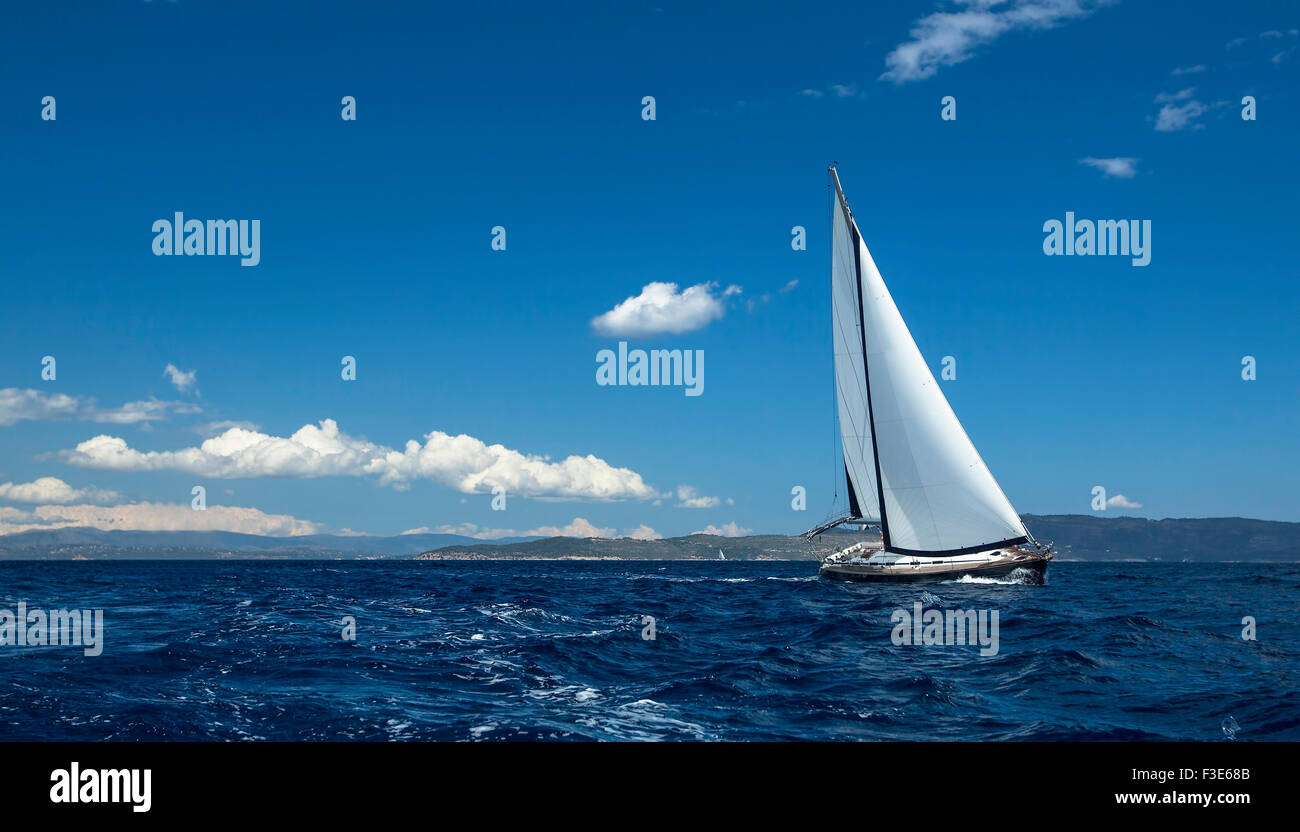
[[61, 418, 659, 502], [0, 388, 199, 427], [0, 501, 318, 537], [0, 476, 118, 505], [693, 521, 752, 537], [403, 517, 662, 540]]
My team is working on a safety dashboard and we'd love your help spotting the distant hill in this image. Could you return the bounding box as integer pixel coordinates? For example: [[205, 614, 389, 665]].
[[416, 515, 1300, 563], [417, 532, 879, 562], [0, 528, 536, 560], [1017, 514, 1300, 562], [1, 516, 1296, 561]]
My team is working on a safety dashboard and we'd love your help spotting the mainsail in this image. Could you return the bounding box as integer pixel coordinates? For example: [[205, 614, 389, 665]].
[[829, 167, 1028, 556], [831, 171, 880, 523]]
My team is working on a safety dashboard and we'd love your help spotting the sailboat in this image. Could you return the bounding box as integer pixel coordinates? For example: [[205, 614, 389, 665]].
[[808, 166, 1052, 584]]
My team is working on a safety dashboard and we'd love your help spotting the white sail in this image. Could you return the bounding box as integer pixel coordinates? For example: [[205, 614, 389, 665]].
[[830, 175, 880, 522], [834, 170, 1027, 554]]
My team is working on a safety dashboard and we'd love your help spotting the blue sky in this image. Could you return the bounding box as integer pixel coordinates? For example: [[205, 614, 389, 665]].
[[0, 0, 1296, 540]]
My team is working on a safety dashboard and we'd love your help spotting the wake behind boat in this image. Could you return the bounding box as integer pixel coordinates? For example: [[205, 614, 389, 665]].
[[806, 167, 1052, 584]]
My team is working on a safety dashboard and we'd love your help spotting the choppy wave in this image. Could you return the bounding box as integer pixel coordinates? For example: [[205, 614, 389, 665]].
[[0, 560, 1295, 741]]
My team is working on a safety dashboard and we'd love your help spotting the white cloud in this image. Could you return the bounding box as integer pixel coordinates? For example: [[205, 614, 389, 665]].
[[1152, 89, 1224, 132], [0, 388, 199, 427], [0, 477, 119, 505], [1106, 494, 1143, 509], [192, 420, 261, 436], [87, 398, 201, 424], [401, 522, 519, 540], [1078, 156, 1139, 178], [622, 524, 662, 541], [1171, 65, 1205, 76], [0, 388, 81, 426], [404, 518, 663, 540], [62, 419, 658, 501], [406, 517, 619, 539], [1154, 88, 1196, 103], [591, 281, 737, 337], [0, 501, 318, 536], [779, 279, 799, 293], [1154, 97, 1210, 131], [800, 83, 864, 99], [163, 364, 198, 394], [692, 521, 753, 537], [526, 517, 616, 538], [882, 0, 1103, 84], [676, 484, 722, 509]]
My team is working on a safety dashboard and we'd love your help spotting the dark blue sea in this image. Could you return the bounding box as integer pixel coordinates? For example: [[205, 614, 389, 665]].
[[0, 561, 1295, 741]]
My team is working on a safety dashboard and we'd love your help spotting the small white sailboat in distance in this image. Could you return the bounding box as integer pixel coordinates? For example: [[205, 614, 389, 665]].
[[718, 548, 726, 561], [808, 166, 1052, 583]]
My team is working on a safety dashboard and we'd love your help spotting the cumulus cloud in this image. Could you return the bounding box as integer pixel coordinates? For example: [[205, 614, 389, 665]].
[[61, 419, 658, 501], [0, 501, 318, 536], [400, 522, 519, 540], [882, 0, 1104, 83], [1078, 156, 1139, 178], [192, 420, 261, 436], [0, 388, 199, 427], [1106, 494, 1143, 509], [676, 484, 722, 509], [692, 521, 753, 537], [591, 282, 739, 337], [163, 364, 198, 394], [0, 477, 119, 504], [622, 524, 663, 541], [525, 517, 617, 538]]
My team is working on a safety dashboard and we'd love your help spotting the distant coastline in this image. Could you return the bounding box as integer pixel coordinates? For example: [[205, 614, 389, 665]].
[[1, 515, 1297, 562]]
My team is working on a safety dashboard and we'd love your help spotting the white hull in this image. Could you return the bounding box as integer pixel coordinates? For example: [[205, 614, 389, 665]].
[[820, 544, 1050, 583]]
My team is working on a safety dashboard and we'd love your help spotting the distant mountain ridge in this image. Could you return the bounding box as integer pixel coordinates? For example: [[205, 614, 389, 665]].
[[0, 528, 536, 559], [0, 515, 1297, 561], [416, 515, 1300, 563]]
